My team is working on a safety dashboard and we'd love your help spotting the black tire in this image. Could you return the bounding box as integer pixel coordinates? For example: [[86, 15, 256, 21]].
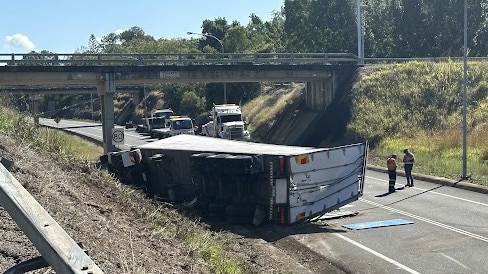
[[226, 204, 255, 216], [226, 215, 252, 225]]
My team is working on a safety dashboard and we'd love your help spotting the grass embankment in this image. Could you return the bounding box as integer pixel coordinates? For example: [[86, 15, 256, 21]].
[[349, 61, 488, 186], [0, 108, 243, 273], [242, 83, 302, 133]]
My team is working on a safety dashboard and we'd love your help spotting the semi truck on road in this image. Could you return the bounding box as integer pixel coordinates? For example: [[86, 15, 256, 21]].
[[105, 135, 368, 226], [202, 104, 250, 140]]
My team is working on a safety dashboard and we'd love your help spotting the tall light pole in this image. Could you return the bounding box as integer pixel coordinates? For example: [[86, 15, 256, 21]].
[[462, 0, 468, 179], [356, 0, 367, 65], [187, 31, 227, 103]]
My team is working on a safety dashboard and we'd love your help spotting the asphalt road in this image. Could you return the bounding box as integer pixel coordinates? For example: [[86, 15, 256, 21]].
[[39, 118, 154, 150], [288, 169, 488, 273], [40, 118, 488, 273]]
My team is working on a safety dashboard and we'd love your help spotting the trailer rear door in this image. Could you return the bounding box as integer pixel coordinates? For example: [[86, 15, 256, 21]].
[[286, 142, 368, 225]]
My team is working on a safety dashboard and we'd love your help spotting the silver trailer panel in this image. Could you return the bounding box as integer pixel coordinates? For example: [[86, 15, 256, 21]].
[[138, 134, 325, 155]]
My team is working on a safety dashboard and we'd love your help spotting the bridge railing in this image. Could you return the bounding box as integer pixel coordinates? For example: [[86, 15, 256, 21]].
[[0, 52, 358, 66]]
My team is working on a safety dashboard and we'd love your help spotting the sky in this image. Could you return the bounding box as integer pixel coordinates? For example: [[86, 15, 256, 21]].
[[1, 0, 284, 53]]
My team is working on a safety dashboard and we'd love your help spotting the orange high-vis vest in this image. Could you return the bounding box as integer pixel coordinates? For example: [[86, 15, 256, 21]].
[[387, 157, 397, 170]]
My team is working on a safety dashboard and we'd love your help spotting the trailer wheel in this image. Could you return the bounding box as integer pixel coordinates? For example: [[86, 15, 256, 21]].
[[226, 215, 252, 225], [222, 155, 253, 175], [226, 204, 255, 216], [208, 202, 227, 220]]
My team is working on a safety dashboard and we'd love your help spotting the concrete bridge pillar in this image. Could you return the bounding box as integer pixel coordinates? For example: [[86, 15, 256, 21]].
[[99, 73, 116, 154], [305, 74, 334, 111], [29, 93, 40, 125], [131, 91, 141, 106]]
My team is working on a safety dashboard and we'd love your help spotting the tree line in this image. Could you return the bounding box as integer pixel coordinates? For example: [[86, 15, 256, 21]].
[[83, 0, 488, 58]]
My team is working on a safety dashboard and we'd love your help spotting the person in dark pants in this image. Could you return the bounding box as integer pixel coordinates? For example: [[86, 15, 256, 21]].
[[403, 149, 415, 187], [386, 154, 397, 193]]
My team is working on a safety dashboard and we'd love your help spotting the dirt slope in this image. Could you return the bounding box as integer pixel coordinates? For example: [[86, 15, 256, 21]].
[[251, 82, 353, 147]]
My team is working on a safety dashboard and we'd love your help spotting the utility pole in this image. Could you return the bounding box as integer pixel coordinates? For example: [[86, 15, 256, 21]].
[[462, 0, 468, 179], [356, 0, 366, 65]]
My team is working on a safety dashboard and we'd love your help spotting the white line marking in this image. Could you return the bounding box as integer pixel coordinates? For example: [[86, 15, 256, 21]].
[[360, 198, 488, 243], [334, 233, 420, 274], [440, 253, 470, 270], [365, 176, 488, 207]]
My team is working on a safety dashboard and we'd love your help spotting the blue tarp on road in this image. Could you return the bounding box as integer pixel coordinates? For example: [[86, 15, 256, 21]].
[[343, 218, 413, 230]]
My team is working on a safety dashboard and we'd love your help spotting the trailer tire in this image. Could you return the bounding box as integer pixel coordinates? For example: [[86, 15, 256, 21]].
[[226, 204, 254, 216], [226, 215, 252, 225], [222, 155, 253, 175], [208, 202, 226, 220]]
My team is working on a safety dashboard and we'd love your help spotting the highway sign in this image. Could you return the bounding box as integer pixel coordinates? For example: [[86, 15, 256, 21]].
[[112, 127, 125, 145]]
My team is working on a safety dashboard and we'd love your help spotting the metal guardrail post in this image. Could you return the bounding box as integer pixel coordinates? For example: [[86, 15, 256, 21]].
[[0, 163, 104, 273]]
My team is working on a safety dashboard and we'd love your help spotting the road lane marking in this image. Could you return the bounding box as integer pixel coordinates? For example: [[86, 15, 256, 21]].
[[440, 253, 470, 270], [360, 198, 488, 243], [333, 233, 420, 274], [365, 176, 488, 207]]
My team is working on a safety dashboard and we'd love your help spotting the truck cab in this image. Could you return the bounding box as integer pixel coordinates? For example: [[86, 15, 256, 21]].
[[135, 109, 173, 133], [167, 116, 195, 137], [151, 116, 195, 139], [152, 109, 173, 119], [203, 104, 250, 140]]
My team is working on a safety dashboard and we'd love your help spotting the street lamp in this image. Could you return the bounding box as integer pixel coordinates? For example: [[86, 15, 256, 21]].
[[462, 0, 468, 179], [187, 31, 227, 103], [356, 0, 367, 65]]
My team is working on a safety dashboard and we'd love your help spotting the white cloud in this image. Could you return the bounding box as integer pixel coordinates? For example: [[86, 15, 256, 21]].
[[114, 29, 125, 35], [5, 34, 35, 51]]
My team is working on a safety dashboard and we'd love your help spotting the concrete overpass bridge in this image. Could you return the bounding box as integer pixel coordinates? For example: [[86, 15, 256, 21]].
[[0, 52, 360, 153]]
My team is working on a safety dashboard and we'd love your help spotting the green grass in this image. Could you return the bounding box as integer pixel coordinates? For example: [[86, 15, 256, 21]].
[[242, 83, 301, 131], [0, 109, 102, 162], [367, 123, 488, 186], [349, 61, 488, 187], [186, 234, 241, 274]]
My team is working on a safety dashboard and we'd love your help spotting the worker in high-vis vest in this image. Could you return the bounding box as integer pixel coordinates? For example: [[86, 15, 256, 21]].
[[386, 154, 397, 193]]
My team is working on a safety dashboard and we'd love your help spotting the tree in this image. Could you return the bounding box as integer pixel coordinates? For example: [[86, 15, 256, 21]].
[[308, 0, 356, 52], [469, 0, 488, 56], [283, 0, 312, 52], [395, 0, 426, 57], [119, 26, 154, 43], [224, 25, 249, 53], [87, 34, 100, 53], [180, 90, 206, 118], [199, 18, 229, 52]]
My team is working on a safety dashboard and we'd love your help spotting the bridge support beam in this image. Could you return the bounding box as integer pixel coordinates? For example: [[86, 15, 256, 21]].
[[131, 92, 141, 106], [29, 93, 40, 125], [305, 74, 334, 111], [99, 73, 116, 154]]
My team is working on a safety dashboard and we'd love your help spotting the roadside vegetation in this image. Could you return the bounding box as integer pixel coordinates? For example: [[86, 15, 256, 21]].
[[350, 61, 488, 186], [242, 83, 302, 133]]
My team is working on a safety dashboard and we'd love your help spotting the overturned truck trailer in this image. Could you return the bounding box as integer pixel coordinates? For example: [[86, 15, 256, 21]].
[[109, 135, 368, 226]]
